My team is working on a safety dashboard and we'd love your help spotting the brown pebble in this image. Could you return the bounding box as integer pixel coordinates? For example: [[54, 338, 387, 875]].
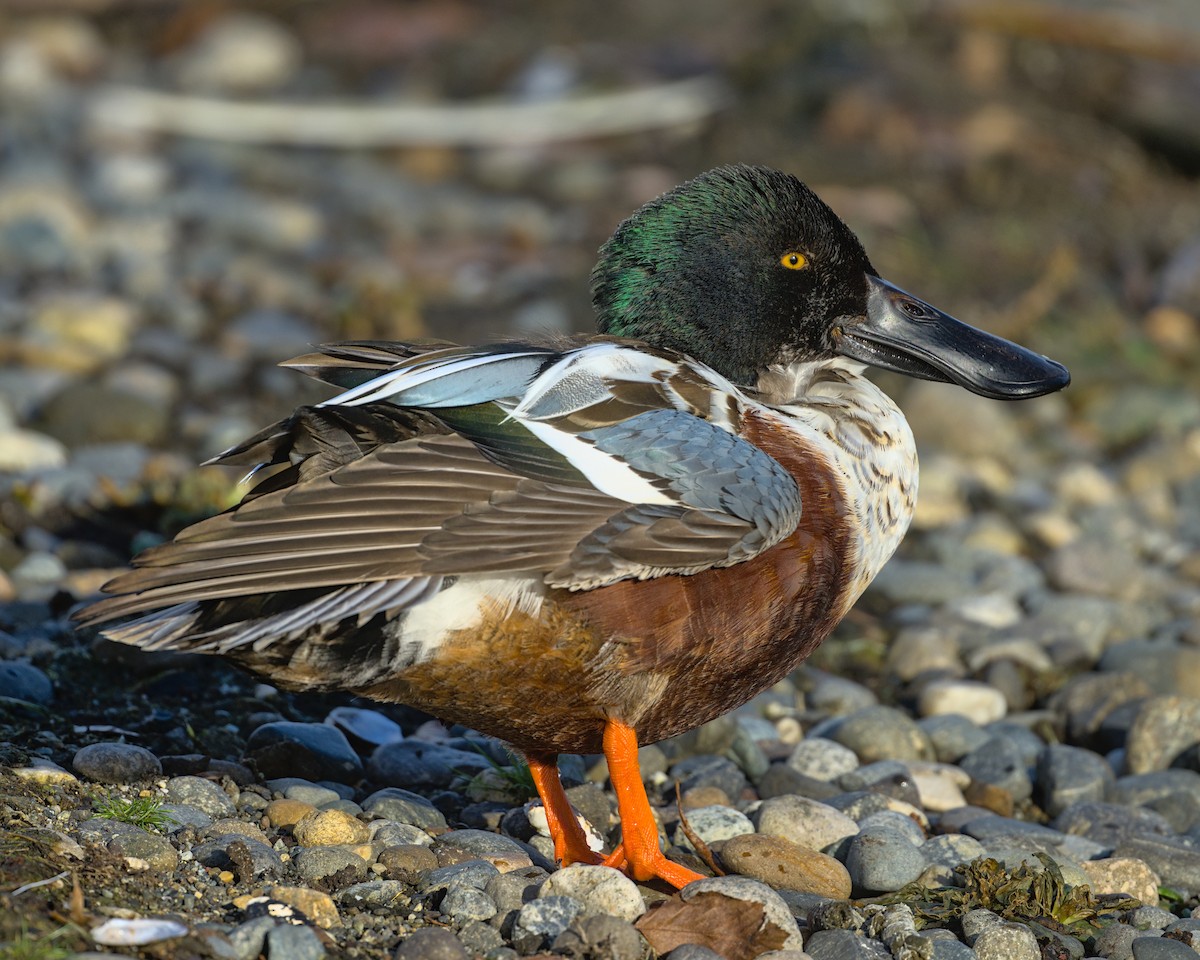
[[963, 779, 1014, 817], [720, 833, 852, 899], [204, 818, 268, 843], [680, 786, 731, 810], [265, 798, 317, 829], [378, 843, 439, 883], [293, 808, 371, 847], [267, 885, 340, 929]]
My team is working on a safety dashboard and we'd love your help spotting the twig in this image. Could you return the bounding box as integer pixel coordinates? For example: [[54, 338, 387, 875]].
[[9, 870, 70, 896], [87, 76, 729, 147], [674, 781, 725, 877]]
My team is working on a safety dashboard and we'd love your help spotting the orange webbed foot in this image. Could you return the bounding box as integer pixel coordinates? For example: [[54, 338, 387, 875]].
[[602, 717, 705, 888], [527, 753, 603, 867]]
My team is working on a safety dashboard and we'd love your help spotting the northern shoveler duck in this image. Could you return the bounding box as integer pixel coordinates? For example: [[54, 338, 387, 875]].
[[77, 165, 1070, 888]]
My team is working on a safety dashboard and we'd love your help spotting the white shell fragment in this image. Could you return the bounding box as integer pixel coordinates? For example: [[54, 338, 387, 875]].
[[91, 917, 188, 946]]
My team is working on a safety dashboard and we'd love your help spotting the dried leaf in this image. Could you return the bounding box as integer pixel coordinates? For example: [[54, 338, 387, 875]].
[[635, 891, 789, 960]]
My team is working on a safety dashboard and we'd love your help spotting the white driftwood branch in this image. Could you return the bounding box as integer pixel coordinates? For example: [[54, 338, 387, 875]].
[[88, 76, 729, 147]]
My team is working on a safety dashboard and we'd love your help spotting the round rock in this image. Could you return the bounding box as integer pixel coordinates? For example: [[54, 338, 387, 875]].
[[538, 865, 646, 921], [1035, 745, 1114, 818], [1125, 695, 1200, 774], [165, 776, 237, 818], [0, 660, 53, 704], [751, 794, 859, 852], [720, 833, 851, 898], [959, 737, 1032, 802], [972, 921, 1039, 960], [918, 679, 1008, 725], [844, 827, 927, 894], [824, 706, 934, 763], [293, 809, 371, 847], [393, 926, 470, 960], [678, 876, 804, 951], [511, 895, 584, 953], [244, 721, 363, 783], [671, 805, 754, 853], [786, 738, 859, 781], [73, 742, 162, 783]]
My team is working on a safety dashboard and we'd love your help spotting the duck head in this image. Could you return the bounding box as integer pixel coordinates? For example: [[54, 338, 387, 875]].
[[592, 164, 1070, 399]]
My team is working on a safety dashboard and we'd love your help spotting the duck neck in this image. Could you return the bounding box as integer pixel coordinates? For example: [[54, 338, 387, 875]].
[[757, 357, 919, 607]]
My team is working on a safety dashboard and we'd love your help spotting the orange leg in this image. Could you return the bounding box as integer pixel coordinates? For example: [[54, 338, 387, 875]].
[[526, 753, 602, 867], [600, 717, 705, 888]]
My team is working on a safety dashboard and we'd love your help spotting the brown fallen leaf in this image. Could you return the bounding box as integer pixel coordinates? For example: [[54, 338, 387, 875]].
[[635, 891, 790, 960]]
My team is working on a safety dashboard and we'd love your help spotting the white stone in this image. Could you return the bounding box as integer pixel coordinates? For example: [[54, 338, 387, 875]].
[[918, 679, 1008, 725], [538, 865, 645, 921]]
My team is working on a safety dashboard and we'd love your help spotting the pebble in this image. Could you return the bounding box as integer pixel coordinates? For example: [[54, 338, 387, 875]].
[[243, 721, 364, 783], [917, 678, 1008, 724], [434, 829, 540, 872], [804, 928, 891, 958], [367, 740, 491, 790], [511, 895, 584, 953], [361, 787, 448, 832], [843, 827, 928, 894], [1035, 744, 1114, 817], [265, 798, 317, 829], [1124, 695, 1200, 774], [720, 833, 851, 898], [293, 845, 368, 886], [672, 804, 754, 853], [264, 921, 325, 960], [293, 808, 371, 847], [958, 736, 1033, 802], [972, 921, 1040, 960], [192, 835, 283, 879], [820, 706, 934, 763], [1132, 939, 1200, 960], [669, 755, 749, 799], [72, 742, 162, 783], [918, 713, 992, 762], [165, 775, 237, 818], [393, 927, 470, 960], [786, 738, 860, 781], [0, 659, 53, 703], [378, 844, 439, 882], [267, 886, 340, 928], [441, 885, 498, 924], [751, 794, 859, 852], [538, 865, 645, 921]]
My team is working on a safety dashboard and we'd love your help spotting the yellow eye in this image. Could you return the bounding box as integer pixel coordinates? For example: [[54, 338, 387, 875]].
[[780, 251, 808, 270]]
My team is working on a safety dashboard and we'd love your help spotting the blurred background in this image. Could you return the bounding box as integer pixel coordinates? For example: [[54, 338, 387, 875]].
[[0, 0, 1198, 608]]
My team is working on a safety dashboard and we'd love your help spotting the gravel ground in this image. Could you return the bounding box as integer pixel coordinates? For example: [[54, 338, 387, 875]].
[[3, 3, 1200, 959]]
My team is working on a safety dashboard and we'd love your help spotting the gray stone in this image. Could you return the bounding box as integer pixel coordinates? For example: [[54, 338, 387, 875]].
[[854, 811, 925, 847], [368, 740, 491, 790], [844, 827, 927, 893], [372, 821, 435, 848], [1036, 744, 1114, 817], [671, 805, 754, 853], [159, 803, 213, 832], [751, 794, 859, 852], [552, 915, 646, 960], [670, 755, 749, 799], [362, 788, 448, 832], [511, 895, 584, 953], [929, 940, 976, 960], [440, 885, 497, 924], [227, 917, 275, 960], [1092, 922, 1137, 959], [283, 783, 343, 807], [165, 776, 237, 818], [434, 829, 545, 871], [1132, 938, 1198, 960], [972, 922, 1039, 960], [539, 864, 645, 922], [838, 760, 920, 805], [293, 845, 368, 886], [244, 722, 363, 783], [1126, 695, 1200, 774], [823, 706, 934, 763], [665, 946, 726, 960], [1050, 671, 1154, 749], [94, 821, 178, 870], [419, 859, 500, 896], [192, 835, 282, 878], [1113, 836, 1200, 896], [457, 920, 504, 957], [786, 738, 860, 781], [338, 880, 409, 908], [804, 928, 891, 959], [1113, 770, 1200, 808], [1053, 801, 1176, 847], [961, 908, 1002, 942], [870, 559, 974, 605], [959, 737, 1032, 801], [0, 660, 52, 703], [923, 833, 987, 869], [393, 926, 470, 960], [73, 742, 162, 783], [982, 722, 1045, 766], [264, 921, 324, 960], [485, 868, 546, 934], [1100, 642, 1200, 699], [1128, 906, 1175, 930], [918, 713, 991, 762]]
